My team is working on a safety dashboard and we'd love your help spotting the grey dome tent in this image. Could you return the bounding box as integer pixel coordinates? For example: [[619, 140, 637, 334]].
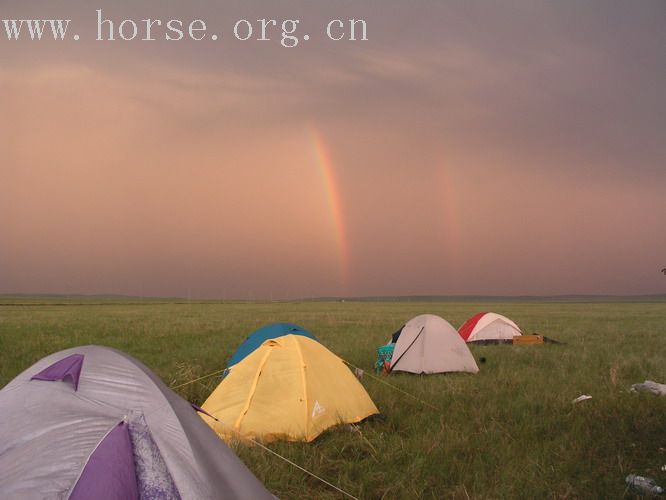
[[390, 314, 479, 374], [0, 345, 272, 500]]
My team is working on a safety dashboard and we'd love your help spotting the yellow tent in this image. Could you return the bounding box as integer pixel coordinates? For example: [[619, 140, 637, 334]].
[[200, 335, 379, 443]]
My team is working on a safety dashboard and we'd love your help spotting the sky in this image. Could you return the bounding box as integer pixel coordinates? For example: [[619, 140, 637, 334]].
[[1, 1, 665, 299]]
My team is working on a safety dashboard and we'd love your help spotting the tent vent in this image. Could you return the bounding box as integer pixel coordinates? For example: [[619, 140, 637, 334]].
[[31, 354, 84, 391]]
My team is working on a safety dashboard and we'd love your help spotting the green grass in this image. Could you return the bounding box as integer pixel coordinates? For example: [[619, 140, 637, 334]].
[[1, 298, 665, 498]]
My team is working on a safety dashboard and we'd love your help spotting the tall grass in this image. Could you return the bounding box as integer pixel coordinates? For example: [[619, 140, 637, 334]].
[[1, 298, 665, 498]]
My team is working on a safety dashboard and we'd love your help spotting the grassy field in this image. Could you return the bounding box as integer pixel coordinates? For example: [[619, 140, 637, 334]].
[[1, 298, 665, 498]]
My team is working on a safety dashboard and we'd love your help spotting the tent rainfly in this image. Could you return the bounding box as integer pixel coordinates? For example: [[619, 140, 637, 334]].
[[389, 314, 479, 374], [227, 322, 317, 368], [201, 334, 379, 443], [0, 345, 272, 500]]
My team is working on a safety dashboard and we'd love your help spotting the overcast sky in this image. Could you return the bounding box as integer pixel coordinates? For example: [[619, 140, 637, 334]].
[[1, 1, 665, 298]]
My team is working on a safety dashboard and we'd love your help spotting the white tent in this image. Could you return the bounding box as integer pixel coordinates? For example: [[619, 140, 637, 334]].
[[390, 314, 479, 374], [458, 312, 522, 343], [0, 345, 272, 500]]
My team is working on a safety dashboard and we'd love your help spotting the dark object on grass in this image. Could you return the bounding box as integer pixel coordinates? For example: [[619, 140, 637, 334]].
[[625, 474, 664, 496], [469, 338, 514, 346], [630, 380, 666, 396], [479, 357, 487, 364]]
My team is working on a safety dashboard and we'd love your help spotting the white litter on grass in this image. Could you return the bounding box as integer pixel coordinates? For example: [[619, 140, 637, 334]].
[[572, 394, 592, 404], [630, 380, 666, 396]]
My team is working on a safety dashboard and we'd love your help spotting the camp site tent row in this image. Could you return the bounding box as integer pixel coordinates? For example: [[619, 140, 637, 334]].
[[0, 314, 526, 497], [0, 346, 272, 500], [378, 312, 524, 374]]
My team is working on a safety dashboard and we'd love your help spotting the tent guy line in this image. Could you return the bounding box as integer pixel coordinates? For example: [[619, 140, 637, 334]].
[[199, 409, 360, 500], [342, 359, 441, 411], [168, 350, 441, 412], [170, 367, 227, 390]]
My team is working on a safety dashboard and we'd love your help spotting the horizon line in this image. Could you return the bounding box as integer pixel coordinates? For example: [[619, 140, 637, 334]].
[[1, 292, 665, 303]]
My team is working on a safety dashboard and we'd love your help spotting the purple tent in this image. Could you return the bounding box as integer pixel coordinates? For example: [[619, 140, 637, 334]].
[[0, 346, 272, 499]]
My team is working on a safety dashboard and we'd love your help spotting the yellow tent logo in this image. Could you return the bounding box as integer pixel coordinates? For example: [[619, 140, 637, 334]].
[[311, 400, 326, 419]]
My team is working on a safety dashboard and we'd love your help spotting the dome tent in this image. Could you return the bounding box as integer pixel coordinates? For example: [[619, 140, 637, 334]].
[[389, 314, 479, 374], [458, 312, 522, 343], [201, 334, 379, 443], [227, 322, 317, 368], [0, 345, 271, 500]]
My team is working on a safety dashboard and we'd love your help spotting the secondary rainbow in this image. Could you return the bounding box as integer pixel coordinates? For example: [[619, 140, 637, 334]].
[[438, 162, 462, 261]]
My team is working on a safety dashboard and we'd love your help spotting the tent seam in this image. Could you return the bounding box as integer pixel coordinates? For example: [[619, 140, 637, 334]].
[[234, 346, 273, 432], [66, 420, 125, 499], [391, 326, 425, 372], [294, 338, 310, 440]]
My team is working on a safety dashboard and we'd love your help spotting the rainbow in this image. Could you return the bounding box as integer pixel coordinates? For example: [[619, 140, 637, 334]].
[[309, 128, 349, 291], [438, 162, 462, 261]]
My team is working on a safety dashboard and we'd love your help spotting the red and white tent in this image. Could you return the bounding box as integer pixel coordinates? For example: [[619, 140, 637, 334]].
[[458, 312, 522, 343]]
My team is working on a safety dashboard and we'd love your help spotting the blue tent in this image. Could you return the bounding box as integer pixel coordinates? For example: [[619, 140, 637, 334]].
[[227, 323, 318, 368]]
